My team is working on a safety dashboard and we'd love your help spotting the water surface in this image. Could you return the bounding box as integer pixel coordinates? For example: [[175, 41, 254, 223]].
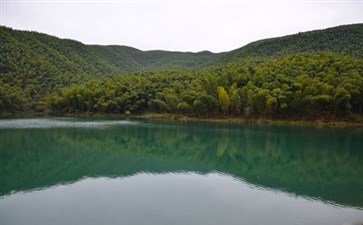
[[1, 118, 362, 225]]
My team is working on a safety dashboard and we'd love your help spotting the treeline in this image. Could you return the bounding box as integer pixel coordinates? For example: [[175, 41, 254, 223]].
[[45, 52, 363, 118]]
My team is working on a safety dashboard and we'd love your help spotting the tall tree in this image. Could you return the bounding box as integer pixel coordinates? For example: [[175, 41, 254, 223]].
[[217, 86, 230, 115]]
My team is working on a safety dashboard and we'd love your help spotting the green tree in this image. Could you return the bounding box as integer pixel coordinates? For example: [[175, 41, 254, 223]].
[[230, 90, 241, 115], [217, 86, 230, 115]]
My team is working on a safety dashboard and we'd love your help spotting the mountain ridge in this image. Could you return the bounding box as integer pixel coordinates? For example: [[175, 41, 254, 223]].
[[2, 23, 363, 75], [220, 23, 363, 61]]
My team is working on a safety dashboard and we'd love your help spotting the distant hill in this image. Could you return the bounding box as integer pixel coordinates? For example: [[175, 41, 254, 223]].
[[0, 26, 220, 75], [220, 23, 363, 62], [1, 24, 362, 79]]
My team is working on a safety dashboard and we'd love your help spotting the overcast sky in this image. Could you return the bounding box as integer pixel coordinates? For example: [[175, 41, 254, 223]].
[[1, 0, 363, 53]]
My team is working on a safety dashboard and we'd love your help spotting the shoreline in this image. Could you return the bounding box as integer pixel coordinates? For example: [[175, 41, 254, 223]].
[[137, 113, 363, 128], [1, 112, 362, 128]]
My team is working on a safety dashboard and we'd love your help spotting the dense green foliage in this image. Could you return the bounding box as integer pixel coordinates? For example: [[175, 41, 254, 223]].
[[1, 24, 363, 119], [0, 26, 218, 112], [46, 52, 363, 118], [0, 26, 219, 74], [222, 23, 363, 61]]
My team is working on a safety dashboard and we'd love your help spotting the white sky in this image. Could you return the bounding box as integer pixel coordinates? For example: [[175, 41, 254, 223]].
[[1, 0, 363, 53]]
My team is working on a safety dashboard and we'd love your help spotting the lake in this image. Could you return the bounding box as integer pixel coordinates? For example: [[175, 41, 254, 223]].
[[0, 117, 362, 225]]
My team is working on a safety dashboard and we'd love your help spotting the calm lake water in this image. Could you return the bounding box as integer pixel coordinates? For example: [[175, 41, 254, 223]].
[[0, 117, 362, 225]]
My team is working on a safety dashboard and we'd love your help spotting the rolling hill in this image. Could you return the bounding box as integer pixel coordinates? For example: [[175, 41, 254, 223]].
[[0, 26, 220, 76], [1, 23, 362, 77], [221, 23, 363, 61]]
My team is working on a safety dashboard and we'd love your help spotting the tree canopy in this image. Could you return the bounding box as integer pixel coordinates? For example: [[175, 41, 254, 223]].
[[43, 53, 363, 119]]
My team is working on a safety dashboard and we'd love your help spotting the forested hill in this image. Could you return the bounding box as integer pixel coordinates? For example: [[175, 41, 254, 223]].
[[221, 23, 363, 61], [0, 26, 220, 76], [1, 23, 363, 77], [1, 24, 363, 119]]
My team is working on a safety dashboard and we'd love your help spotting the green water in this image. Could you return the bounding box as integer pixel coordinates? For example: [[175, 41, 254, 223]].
[[0, 118, 362, 225]]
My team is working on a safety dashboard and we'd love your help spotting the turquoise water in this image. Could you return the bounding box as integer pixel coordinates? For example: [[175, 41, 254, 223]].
[[0, 118, 362, 225]]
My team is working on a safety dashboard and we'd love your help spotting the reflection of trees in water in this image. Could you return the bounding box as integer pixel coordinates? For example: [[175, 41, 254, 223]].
[[0, 122, 362, 207]]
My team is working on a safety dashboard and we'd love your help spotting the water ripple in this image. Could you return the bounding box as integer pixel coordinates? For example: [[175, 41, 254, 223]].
[[0, 118, 138, 129]]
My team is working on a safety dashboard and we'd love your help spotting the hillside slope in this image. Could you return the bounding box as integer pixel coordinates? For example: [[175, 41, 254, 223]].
[[0, 26, 220, 75], [1, 23, 363, 79], [221, 23, 363, 62]]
